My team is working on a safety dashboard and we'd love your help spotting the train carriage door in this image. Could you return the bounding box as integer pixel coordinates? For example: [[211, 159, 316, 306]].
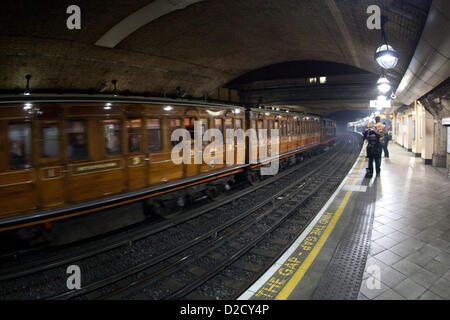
[[273, 120, 280, 155], [250, 119, 258, 164], [234, 118, 245, 164], [213, 118, 224, 170], [184, 116, 200, 177], [200, 118, 212, 173], [281, 120, 287, 154], [37, 118, 65, 209], [257, 119, 265, 162], [126, 118, 146, 191], [224, 118, 234, 167], [267, 120, 273, 157], [0, 119, 38, 217]]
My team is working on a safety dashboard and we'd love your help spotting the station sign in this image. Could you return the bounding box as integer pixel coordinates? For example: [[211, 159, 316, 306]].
[[370, 100, 391, 109], [442, 118, 450, 126]]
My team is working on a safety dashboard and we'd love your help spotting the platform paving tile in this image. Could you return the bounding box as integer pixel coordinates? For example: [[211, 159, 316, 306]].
[[438, 231, 450, 242], [369, 242, 386, 256], [366, 256, 389, 271], [435, 252, 450, 265], [398, 226, 422, 237], [386, 230, 411, 243], [374, 224, 397, 237], [415, 228, 446, 243], [419, 244, 443, 257], [374, 289, 406, 300], [375, 215, 394, 225], [409, 268, 440, 289], [405, 251, 439, 267], [374, 250, 403, 266], [357, 292, 369, 300], [389, 242, 421, 258], [392, 259, 422, 277], [359, 280, 389, 300], [374, 236, 400, 250], [429, 278, 450, 299], [370, 230, 385, 241], [423, 260, 449, 278], [393, 278, 427, 300], [418, 290, 444, 300], [378, 267, 407, 288], [428, 238, 450, 252], [444, 270, 450, 281]]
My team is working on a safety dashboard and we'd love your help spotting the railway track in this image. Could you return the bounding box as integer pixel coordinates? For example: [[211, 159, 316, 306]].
[[0, 133, 362, 300]]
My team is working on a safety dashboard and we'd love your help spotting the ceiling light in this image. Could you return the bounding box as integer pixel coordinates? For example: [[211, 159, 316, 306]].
[[24, 74, 31, 96], [164, 105, 173, 111], [112, 80, 119, 96], [377, 76, 392, 94], [375, 44, 399, 69]]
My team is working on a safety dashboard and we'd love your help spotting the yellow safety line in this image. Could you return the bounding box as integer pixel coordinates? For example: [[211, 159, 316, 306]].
[[275, 156, 366, 300]]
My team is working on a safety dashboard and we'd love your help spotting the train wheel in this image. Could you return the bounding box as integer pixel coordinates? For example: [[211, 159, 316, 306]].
[[206, 185, 221, 200], [144, 199, 167, 217], [246, 170, 260, 185]]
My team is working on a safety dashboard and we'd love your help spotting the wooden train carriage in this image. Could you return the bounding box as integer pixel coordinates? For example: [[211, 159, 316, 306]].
[[0, 100, 246, 228], [321, 118, 337, 142], [248, 109, 322, 165]]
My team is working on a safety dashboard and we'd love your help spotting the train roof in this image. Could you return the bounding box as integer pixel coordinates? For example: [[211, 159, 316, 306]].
[[0, 93, 245, 111]]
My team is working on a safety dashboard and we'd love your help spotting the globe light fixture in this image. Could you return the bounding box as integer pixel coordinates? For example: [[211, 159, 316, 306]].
[[377, 76, 392, 94], [374, 16, 399, 70], [375, 44, 399, 69]]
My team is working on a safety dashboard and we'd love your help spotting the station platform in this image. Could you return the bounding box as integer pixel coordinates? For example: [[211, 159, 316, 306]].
[[239, 142, 450, 300]]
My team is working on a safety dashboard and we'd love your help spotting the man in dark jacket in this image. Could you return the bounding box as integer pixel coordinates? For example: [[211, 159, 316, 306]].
[[382, 122, 391, 158], [363, 127, 382, 178]]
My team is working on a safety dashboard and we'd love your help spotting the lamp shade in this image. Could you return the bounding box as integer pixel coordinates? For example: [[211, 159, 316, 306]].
[[377, 76, 391, 94], [375, 44, 399, 69]]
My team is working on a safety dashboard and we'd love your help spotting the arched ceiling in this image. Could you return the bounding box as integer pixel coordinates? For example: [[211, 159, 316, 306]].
[[0, 0, 431, 98]]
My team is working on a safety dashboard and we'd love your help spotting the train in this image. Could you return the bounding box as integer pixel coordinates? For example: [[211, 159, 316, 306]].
[[0, 95, 336, 241]]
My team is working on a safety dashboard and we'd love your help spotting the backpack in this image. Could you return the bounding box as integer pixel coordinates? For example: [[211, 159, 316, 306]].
[[366, 129, 378, 144], [365, 129, 381, 156]]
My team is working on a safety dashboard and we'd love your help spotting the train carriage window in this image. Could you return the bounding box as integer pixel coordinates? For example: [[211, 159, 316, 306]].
[[41, 122, 59, 158], [274, 120, 280, 137], [200, 118, 209, 145], [128, 119, 142, 153], [235, 119, 242, 130], [184, 117, 196, 145], [67, 121, 88, 160], [225, 118, 233, 130], [170, 119, 182, 147], [282, 121, 287, 136], [104, 120, 121, 155], [147, 119, 162, 151], [214, 119, 223, 133], [9, 123, 32, 169], [257, 120, 264, 138]]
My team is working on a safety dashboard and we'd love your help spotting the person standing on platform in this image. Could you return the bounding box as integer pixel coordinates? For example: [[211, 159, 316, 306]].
[[382, 122, 390, 158], [363, 124, 383, 178], [373, 116, 385, 143]]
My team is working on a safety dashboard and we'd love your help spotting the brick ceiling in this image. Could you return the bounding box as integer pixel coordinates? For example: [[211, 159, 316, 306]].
[[0, 0, 431, 99]]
